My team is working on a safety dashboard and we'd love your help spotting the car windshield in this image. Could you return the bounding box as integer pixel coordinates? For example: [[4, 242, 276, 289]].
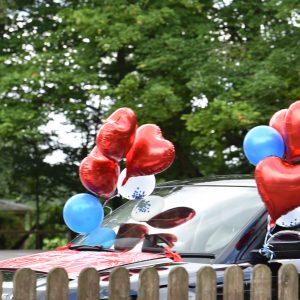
[[72, 182, 264, 256]]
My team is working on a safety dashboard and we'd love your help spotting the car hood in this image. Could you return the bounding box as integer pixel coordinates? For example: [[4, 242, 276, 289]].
[[0, 249, 169, 279]]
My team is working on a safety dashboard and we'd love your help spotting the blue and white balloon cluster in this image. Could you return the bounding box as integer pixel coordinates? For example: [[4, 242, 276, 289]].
[[63, 193, 116, 247], [62, 168, 156, 246]]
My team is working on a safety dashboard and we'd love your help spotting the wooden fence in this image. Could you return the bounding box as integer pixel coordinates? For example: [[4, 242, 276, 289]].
[[3, 263, 299, 300]]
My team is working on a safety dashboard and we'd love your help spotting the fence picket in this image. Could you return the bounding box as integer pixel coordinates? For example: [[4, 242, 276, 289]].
[[13, 268, 36, 300], [278, 264, 298, 300], [223, 265, 244, 300], [138, 267, 159, 300], [250, 264, 271, 300], [46, 267, 69, 300], [78, 267, 100, 300], [196, 266, 216, 300], [108, 267, 130, 300], [168, 267, 189, 300], [0, 271, 3, 298]]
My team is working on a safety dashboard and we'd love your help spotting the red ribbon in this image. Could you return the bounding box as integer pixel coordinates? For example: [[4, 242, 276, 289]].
[[55, 244, 73, 251], [164, 248, 182, 262]]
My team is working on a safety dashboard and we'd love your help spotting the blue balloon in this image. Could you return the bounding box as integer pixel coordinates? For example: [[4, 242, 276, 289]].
[[85, 227, 116, 248], [63, 193, 104, 234], [243, 125, 285, 166]]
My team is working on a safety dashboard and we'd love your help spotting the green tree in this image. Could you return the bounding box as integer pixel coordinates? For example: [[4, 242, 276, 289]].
[[183, 0, 300, 174], [1, 0, 300, 248], [56, 0, 217, 178], [0, 0, 83, 247], [56, 0, 300, 175]]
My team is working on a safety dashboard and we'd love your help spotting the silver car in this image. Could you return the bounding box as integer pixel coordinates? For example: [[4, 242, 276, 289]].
[[1, 176, 294, 299]]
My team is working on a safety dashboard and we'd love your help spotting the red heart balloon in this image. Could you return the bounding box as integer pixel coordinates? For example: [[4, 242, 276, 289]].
[[255, 156, 300, 221], [285, 101, 300, 162], [269, 108, 287, 140], [96, 107, 137, 161], [79, 149, 120, 199], [125, 124, 175, 181], [90, 146, 102, 158]]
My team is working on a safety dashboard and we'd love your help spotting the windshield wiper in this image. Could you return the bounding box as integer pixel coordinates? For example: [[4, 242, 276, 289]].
[[69, 245, 119, 252], [179, 252, 215, 259]]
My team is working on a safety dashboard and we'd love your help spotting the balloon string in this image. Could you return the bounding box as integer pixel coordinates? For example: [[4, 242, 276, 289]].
[[259, 217, 275, 260], [103, 199, 110, 207], [103, 193, 120, 212], [259, 229, 275, 260], [104, 206, 113, 216]]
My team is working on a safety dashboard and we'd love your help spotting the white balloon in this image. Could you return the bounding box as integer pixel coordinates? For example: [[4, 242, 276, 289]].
[[117, 169, 156, 200], [131, 195, 164, 222], [276, 206, 300, 227]]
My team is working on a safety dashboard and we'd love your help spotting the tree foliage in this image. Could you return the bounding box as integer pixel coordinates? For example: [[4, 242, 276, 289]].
[[0, 0, 300, 247]]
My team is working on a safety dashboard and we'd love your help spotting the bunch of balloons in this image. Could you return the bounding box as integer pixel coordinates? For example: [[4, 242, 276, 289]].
[[63, 107, 176, 237], [79, 107, 175, 200], [244, 100, 300, 226]]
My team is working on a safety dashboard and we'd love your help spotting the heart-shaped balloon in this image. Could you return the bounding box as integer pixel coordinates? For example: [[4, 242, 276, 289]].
[[96, 107, 137, 161], [255, 156, 300, 221], [90, 146, 102, 157], [124, 124, 175, 181], [269, 108, 287, 140], [285, 101, 300, 162], [79, 151, 120, 199]]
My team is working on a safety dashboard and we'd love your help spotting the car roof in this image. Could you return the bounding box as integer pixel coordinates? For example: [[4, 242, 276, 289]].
[[157, 175, 256, 188]]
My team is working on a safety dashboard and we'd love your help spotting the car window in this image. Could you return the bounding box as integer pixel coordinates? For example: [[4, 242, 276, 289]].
[[74, 184, 264, 256]]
